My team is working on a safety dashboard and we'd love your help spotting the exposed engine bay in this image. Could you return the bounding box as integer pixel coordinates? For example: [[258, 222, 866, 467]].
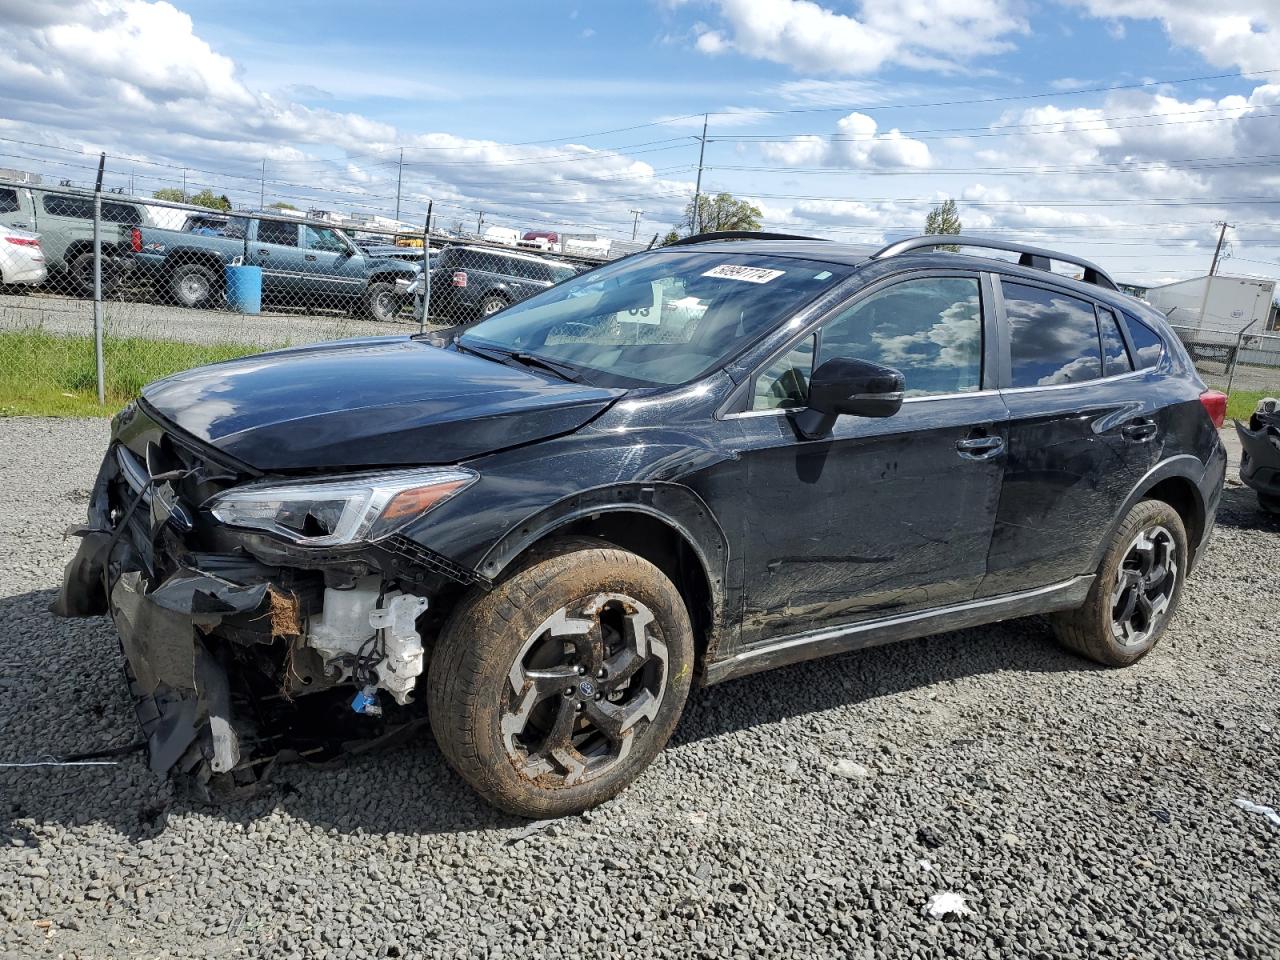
[[52, 416, 481, 799]]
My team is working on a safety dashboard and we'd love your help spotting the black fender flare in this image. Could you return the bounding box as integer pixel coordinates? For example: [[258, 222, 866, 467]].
[[1087, 454, 1210, 571], [475, 481, 730, 632]]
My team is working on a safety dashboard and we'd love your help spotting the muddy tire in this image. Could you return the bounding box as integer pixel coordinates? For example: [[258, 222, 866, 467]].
[[1258, 492, 1280, 516], [427, 538, 695, 818], [169, 262, 219, 309], [68, 251, 121, 297], [1052, 499, 1187, 667]]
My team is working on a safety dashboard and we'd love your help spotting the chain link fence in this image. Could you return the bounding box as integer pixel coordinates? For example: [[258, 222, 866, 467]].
[[1168, 318, 1280, 400], [0, 180, 605, 414]]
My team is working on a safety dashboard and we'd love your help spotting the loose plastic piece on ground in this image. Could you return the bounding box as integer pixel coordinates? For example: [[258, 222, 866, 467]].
[[923, 892, 972, 919], [1234, 797, 1280, 827]]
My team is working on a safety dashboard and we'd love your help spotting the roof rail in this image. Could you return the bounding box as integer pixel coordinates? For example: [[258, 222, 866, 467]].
[[666, 230, 830, 247], [871, 235, 1118, 291]]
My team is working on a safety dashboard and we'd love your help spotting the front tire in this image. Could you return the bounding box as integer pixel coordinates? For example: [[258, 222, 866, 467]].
[[478, 293, 508, 319], [427, 539, 694, 818], [362, 281, 405, 322], [1052, 499, 1187, 667]]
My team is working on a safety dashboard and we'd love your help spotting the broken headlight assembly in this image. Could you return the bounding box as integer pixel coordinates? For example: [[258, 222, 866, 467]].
[[208, 467, 476, 547]]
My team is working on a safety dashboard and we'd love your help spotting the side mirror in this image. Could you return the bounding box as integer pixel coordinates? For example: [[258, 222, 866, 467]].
[[791, 357, 905, 440]]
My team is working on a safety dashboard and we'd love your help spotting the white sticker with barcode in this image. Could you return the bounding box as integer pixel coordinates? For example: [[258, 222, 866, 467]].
[[702, 264, 785, 283]]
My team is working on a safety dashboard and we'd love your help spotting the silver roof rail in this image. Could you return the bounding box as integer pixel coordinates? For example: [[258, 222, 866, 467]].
[[871, 235, 1118, 291]]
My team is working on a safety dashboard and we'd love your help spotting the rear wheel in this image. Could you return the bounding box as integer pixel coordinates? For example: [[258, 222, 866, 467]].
[[1258, 492, 1280, 515], [1052, 499, 1187, 667], [170, 262, 218, 308], [68, 251, 121, 298], [427, 539, 694, 818], [478, 293, 508, 318]]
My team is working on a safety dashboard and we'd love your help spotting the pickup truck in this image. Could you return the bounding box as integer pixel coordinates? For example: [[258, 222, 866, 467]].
[[131, 214, 420, 321], [0, 182, 151, 294]]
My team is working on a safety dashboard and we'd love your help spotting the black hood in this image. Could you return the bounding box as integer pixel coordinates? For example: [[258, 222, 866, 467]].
[[141, 337, 622, 471]]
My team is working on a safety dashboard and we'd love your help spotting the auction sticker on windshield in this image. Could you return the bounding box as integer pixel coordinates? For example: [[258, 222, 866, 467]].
[[702, 264, 785, 283]]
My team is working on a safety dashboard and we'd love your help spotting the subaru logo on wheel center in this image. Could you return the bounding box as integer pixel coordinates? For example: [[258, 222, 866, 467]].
[[578, 679, 595, 698]]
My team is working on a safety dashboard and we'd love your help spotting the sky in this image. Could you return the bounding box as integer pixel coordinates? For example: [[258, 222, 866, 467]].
[[2, 0, 1280, 286]]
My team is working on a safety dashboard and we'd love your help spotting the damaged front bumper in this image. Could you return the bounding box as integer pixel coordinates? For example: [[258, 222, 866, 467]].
[[1235, 397, 1280, 504], [52, 435, 481, 797]]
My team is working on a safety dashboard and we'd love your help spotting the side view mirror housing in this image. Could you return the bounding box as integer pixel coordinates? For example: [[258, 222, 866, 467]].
[[791, 357, 905, 440]]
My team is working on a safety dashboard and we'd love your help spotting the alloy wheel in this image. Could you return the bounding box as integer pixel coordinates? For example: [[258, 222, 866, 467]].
[[1110, 525, 1178, 646], [500, 593, 669, 786], [180, 274, 209, 303]]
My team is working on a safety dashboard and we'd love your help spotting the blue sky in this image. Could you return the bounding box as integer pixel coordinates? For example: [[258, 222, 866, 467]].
[[2, 0, 1279, 286]]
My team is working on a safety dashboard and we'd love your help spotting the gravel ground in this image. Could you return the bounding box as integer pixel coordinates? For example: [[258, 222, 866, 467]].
[[1, 417, 1277, 960]]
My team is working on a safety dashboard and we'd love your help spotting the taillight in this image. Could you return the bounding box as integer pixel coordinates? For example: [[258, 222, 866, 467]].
[[4, 236, 40, 247], [452, 271, 467, 288], [130, 227, 142, 253], [1199, 389, 1227, 429]]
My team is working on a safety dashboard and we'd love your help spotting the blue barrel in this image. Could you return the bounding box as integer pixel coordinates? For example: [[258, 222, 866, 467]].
[[224, 264, 262, 314]]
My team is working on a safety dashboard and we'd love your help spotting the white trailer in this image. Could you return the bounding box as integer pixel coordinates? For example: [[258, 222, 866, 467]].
[[1145, 274, 1276, 340]]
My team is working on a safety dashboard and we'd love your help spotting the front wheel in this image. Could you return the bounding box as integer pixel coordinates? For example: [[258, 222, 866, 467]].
[[427, 540, 694, 818], [1052, 499, 1187, 667], [362, 281, 405, 323]]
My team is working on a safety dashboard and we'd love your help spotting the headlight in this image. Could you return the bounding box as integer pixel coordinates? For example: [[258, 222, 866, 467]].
[[208, 468, 476, 546]]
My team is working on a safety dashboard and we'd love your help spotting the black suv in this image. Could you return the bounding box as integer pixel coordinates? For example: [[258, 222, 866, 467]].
[[429, 244, 579, 321], [55, 232, 1227, 817]]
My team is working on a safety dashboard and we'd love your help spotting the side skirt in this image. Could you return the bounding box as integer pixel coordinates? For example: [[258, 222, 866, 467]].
[[703, 575, 1094, 685]]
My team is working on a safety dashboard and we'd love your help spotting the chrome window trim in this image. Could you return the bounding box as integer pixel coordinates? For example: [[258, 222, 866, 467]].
[[721, 387, 1000, 420], [998, 367, 1146, 395]]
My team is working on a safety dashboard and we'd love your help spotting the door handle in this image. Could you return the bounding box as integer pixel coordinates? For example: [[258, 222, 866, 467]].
[[1121, 419, 1158, 442], [257, 249, 269, 256], [304, 254, 317, 261], [956, 435, 1005, 460]]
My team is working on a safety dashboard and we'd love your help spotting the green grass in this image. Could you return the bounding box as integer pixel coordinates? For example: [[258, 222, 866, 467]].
[[0, 330, 271, 417], [1227, 390, 1269, 421]]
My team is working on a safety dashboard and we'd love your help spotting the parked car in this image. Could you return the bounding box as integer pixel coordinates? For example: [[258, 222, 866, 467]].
[[0, 183, 150, 294], [480, 226, 521, 247], [429, 244, 578, 321], [519, 230, 560, 252], [1235, 397, 1280, 514], [54, 232, 1226, 818], [0, 225, 47, 288], [129, 215, 419, 321]]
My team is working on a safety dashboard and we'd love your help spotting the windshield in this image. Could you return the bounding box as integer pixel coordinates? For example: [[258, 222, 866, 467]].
[[458, 250, 850, 387]]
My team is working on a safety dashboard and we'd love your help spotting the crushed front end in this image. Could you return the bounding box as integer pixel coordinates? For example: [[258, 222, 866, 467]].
[[1235, 397, 1280, 511], [52, 401, 482, 798]]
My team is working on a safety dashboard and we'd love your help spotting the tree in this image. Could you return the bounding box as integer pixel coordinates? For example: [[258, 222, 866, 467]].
[[189, 190, 232, 211], [152, 188, 185, 203], [672, 191, 763, 238], [924, 198, 962, 251], [267, 201, 298, 210], [660, 229, 681, 246]]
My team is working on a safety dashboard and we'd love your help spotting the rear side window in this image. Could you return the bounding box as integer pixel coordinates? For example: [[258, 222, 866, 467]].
[[1003, 282, 1102, 387], [1097, 306, 1133, 376], [0, 188, 19, 214], [257, 220, 298, 246], [43, 193, 94, 219], [101, 202, 141, 225], [1123, 315, 1164, 369]]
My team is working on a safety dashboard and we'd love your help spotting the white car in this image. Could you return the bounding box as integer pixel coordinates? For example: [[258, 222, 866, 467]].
[[0, 225, 46, 286]]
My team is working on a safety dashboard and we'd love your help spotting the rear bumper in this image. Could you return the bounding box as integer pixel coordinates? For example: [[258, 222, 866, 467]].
[[3, 260, 45, 284]]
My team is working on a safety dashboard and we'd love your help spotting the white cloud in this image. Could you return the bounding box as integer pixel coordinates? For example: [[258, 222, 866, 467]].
[[760, 112, 932, 168], [0, 0, 695, 237], [1065, 2, 1280, 75], [685, 0, 1028, 74]]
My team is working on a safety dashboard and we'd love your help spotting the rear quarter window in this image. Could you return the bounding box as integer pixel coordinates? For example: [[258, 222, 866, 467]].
[[1123, 315, 1164, 369], [1003, 281, 1103, 387], [42, 194, 94, 219]]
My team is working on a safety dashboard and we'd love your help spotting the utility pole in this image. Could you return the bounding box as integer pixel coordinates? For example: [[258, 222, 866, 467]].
[[476, 210, 484, 235], [629, 208, 644, 241], [692, 114, 708, 235], [394, 147, 404, 223], [259, 159, 266, 208], [1209, 220, 1232, 277], [182, 167, 187, 202]]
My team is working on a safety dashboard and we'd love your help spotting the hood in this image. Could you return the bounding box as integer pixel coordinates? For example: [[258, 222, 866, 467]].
[[141, 337, 622, 471]]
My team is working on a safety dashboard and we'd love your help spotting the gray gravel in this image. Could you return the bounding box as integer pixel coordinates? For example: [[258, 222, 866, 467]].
[[2, 416, 1278, 960]]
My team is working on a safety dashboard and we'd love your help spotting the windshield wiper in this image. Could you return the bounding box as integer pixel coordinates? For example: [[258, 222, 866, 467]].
[[507, 351, 588, 384]]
